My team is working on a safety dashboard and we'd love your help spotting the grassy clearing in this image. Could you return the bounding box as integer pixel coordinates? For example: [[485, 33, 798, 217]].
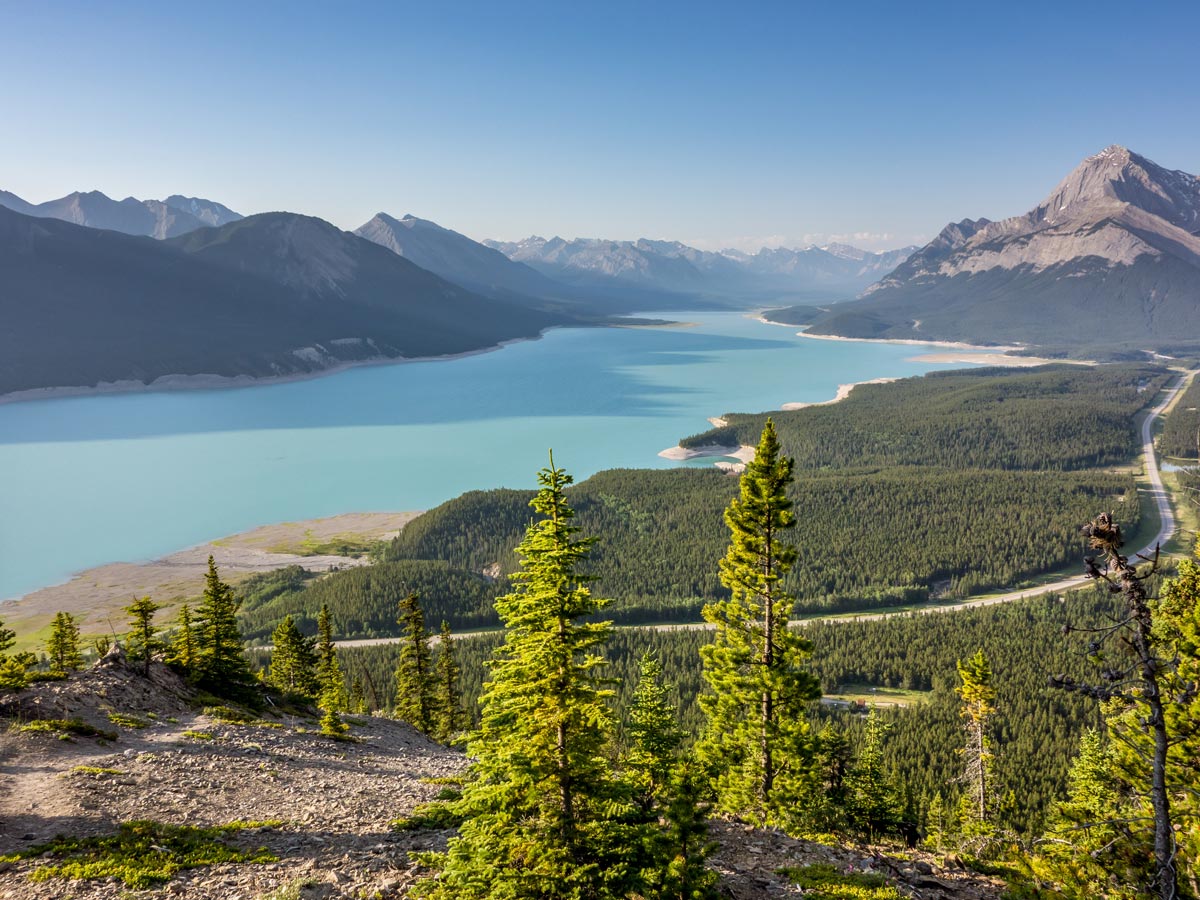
[[823, 683, 930, 708], [14, 718, 117, 741], [0, 820, 282, 888], [778, 863, 904, 899]]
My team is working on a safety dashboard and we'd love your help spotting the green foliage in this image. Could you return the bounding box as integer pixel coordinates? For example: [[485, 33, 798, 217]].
[[680, 364, 1165, 472], [0, 654, 28, 691], [16, 718, 116, 741], [956, 649, 997, 827], [1036, 537, 1200, 896], [192, 557, 254, 697], [416, 456, 646, 900], [392, 802, 465, 832], [70, 766, 124, 776], [9, 820, 277, 888], [169, 603, 198, 671], [45, 611, 83, 675], [182, 730, 215, 741], [778, 864, 903, 900], [698, 421, 821, 827], [202, 704, 255, 724], [123, 595, 161, 675], [266, 615, 318, 697], [0, 616, 15, 656], [314, 604, 348, 736], [394, 593, 436, 734], [433, 620, 467, 744], [845, 711, 902, 841], [624, 653, 685, 812], [1161, 374, 1200, 460], [107, 712, 151, 729]]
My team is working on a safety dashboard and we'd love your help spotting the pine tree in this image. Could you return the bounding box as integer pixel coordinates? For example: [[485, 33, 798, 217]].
[[394, 593, 436, 734], [956, 649, 996, 826], [315, 604, 348, 735], [46, 611, 83, 675], [657, 761, 720, 900], [193, 556, 253, 696], [697, 419, 821, 826], [268, 615, 318, 697], [123, 596, 161, 676], [170, 603, 198, 672], [624, 653, 684, 814], [0, 618, 27, 691], [1045, 515, 1195, 899], [350, 676, 367, 714], [808, 723, 853, 832], [433, 620, 466, 744], [415, 454, 643, 900], [0, 617, 15, 657], [846, 709, 902, 841]]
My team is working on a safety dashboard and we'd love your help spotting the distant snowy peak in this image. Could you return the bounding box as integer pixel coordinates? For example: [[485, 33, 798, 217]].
[[485, 234, 917, 296]]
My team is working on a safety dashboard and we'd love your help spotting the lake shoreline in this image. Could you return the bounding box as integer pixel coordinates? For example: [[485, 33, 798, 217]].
[[0, 329, 561, 407]]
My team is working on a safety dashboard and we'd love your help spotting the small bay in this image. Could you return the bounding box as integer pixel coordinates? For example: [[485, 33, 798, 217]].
[[0, 312, 991, 600]]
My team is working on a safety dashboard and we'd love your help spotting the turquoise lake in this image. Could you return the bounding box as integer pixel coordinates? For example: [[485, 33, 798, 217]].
[[0, 312, 990, 600]]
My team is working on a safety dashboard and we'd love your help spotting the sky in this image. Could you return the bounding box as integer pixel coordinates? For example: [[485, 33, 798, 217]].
[[2, 0, 1198, 252]]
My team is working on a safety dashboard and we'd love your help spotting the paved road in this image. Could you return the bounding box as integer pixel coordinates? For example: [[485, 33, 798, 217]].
[[334, 372, 1193, 646]]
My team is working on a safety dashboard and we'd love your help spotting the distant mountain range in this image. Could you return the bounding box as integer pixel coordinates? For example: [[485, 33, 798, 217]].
[[785, 146, 1200, 355], [354, 213, 573, 307], [484, 235, 915, 301], [0, 207, 561, 397], [0, 189, 243, 238]]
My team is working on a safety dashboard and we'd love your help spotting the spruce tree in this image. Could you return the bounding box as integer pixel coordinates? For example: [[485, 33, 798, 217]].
[[415, 455, 642, 900], [0, 619, 27, 691], [697, 419, 820, 826], [315, 604, 348, 735], [350, 676, 367, 714], [624, 653, 684, 814], [394, 593, 436, 734], [170, 603, 198, 672], [193, 556, 253, 696], [846, 709, 902, 841], [955, 649, 996, 826], [433, 620, 466, 743], [46, 611, 83, 675], [123, 596, 161, 676], [268, 615, 318, 697]]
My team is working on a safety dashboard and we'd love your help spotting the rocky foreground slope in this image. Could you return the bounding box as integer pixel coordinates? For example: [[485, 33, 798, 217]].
[[0, 654, 1002, 899]]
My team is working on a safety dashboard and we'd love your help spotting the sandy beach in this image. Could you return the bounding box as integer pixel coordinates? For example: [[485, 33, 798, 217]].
[[657, 442, 756, 464], [0, 512, 420, 651]]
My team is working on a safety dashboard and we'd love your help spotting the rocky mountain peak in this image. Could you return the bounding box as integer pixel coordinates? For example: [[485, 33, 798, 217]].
[[1037, 144, 1200, 232]]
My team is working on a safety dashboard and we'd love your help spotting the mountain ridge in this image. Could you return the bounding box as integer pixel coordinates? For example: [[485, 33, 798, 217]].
[[796, 145, 1200, 354]]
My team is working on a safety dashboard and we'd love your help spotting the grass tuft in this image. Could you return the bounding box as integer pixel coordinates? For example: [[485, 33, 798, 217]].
[[777, 863, 904, 900]]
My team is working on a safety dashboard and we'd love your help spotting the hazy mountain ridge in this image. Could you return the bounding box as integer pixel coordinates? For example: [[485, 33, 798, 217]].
[[0, 206, 561, 397], [800, 146, 1200, 353], [354, 212, 571, 304], [0, 188, 243, 238], [485, 234, 916, 299]]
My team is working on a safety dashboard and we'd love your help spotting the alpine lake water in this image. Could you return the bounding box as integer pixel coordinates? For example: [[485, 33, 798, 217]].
[[0, 311, 997, 600]]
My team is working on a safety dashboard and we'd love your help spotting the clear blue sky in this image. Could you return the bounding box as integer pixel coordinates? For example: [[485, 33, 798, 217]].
[[2, 0, 1197, 251]]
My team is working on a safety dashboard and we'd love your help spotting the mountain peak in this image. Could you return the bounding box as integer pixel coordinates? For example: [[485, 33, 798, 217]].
[[1039, 145, 1200, 232]]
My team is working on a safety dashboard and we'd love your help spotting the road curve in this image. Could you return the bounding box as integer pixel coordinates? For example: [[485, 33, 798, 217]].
[[333, 371, 1193, 646]]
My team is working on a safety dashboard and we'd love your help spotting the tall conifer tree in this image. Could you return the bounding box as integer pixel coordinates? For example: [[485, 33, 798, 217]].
[[170, 603, 198, 672], [433, 620, 466, 744], [193, 556, 253, 695], [697, 420, 820, 826], [956, 649, 997, 825], [123, 596, 161, 676], [315, 604, 348, 735], [268, 614, 318, 697], [46, 611, 84, 675], [394, 593, 436, 734], [416, 454, 642, 900]]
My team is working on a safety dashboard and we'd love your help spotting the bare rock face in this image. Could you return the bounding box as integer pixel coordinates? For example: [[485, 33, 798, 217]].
[[808, 146, 1200, 350]]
